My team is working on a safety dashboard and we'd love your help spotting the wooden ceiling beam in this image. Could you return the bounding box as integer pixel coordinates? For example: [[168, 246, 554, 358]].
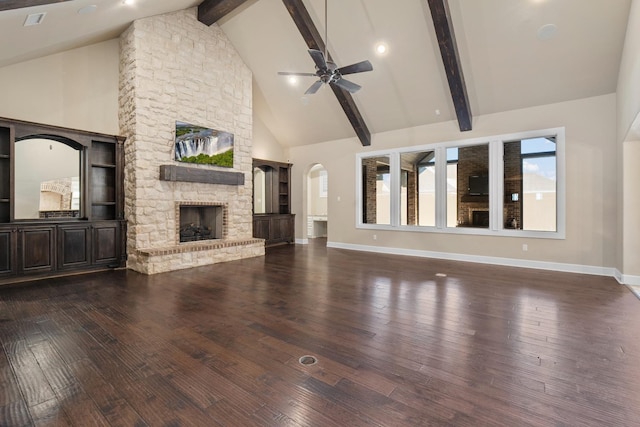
[[282, 0, 371, 146], [426, 0, 472, 131], [198, 0, 250, 26], [0, 0, 71, 12]]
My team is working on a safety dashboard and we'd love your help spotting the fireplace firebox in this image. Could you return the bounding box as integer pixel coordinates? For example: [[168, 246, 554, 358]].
[[178, 203, 225, 243], [471, 210, 489, 227]]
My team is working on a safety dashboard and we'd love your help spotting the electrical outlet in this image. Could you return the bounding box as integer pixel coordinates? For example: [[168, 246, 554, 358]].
[[522, 243, 528, 251], [373, 234, 377, 240]]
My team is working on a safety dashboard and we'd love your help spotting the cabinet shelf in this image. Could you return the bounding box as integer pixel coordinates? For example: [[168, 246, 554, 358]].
[[91, 163, 116, 169], [0, 154, 9, 159], [91, 201, 116, 206]]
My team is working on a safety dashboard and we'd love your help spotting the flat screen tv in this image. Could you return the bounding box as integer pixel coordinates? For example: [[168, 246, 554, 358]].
[[174, 121, 234, 167], [468, 175, 489, 195]]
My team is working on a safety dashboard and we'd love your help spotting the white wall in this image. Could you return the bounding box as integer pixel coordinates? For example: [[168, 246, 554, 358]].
[[289, 94, 617, 270]]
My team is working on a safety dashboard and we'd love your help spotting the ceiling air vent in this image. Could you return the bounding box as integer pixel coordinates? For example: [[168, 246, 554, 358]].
[[24, 12, 47, 27]]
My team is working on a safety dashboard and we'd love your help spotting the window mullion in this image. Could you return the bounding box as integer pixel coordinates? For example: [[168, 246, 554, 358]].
[[435, 147, 447, 229], [390, 152, 400, 227], [490, 139, 504, 231]]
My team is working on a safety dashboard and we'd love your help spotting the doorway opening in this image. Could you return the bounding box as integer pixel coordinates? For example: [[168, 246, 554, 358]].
[[307, 164, 328, 242]]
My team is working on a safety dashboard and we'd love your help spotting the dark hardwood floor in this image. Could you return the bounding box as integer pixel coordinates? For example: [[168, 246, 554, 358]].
[[1, 239, 640, 426]]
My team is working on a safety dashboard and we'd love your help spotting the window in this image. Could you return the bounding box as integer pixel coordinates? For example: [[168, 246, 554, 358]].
[[361, 155, 390, 225], [448, 143, 490, 229], [356, 128, 565, 239], [503, 137, 557, 231], [400, 150, 435, 226]]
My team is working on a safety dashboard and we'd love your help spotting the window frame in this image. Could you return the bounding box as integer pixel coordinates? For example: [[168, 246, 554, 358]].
[[355, 127, 565, 239]]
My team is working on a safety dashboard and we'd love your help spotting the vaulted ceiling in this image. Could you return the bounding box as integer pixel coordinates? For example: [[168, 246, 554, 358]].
[[0, 0, 632, 147]]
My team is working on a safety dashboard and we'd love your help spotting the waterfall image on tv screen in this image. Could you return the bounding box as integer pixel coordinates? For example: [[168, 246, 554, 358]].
[[174, 121, 234, 167]]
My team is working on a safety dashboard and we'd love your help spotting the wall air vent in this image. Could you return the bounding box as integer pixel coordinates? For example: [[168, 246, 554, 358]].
[[24, 12, 46, 27]]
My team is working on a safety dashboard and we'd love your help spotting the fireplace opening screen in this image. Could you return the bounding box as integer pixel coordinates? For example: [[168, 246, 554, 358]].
[[179, 205, 223, 242]]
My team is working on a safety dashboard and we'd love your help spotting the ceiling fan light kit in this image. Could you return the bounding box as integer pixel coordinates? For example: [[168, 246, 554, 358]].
[[278, 0, 373, 95]]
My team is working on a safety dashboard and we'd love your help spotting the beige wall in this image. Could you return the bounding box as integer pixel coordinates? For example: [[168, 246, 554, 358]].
[[616, 0, 640, 279], [623, 141, 640, 276], [0, 38, 283, 164], [253, 113, 287, 162], [289, 94, 617, 269], [617, 0, 640, 143], [0, 40, 119, 134], [307, 166, 327, 216]]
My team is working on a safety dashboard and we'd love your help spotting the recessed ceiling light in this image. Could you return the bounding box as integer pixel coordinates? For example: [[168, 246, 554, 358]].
[[375, 42, 388, 55], [24, 12, 46, 26], [537, 23, 557, 40], [122, 0, 134, 5], [288, 76, 298, 86], [78, 5, 97, 15]]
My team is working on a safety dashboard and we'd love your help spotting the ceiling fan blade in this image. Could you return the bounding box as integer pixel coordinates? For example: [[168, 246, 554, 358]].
[[333, 78, 361, 93], [305, 80, 324, 95], [337, 60, 373, 76], [308, 49, 328, 71], [278, 72, 317, 77]]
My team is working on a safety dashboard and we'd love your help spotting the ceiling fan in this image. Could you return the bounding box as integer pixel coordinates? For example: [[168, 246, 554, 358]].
[[278, 0, 373, 95]]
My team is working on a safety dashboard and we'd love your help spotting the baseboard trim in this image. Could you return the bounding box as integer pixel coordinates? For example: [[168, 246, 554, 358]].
[[614, 269, 624, 284], [327, 241, 617, 279], [621, 273, 640, 286], [296, 238, 309, 245]]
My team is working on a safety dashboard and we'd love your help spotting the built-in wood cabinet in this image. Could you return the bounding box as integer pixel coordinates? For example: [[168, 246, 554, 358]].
[[0, 117, 126, 285], [253, 213, 295, 246], [252, 159, 295, 246], [0, 227, 15, 277]]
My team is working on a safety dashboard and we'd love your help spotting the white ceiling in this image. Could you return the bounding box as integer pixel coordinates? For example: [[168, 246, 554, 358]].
[[0, 0, 632, 147]]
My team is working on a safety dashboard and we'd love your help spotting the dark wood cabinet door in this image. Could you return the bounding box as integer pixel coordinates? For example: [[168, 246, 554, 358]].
[[253, 217, 271, 240], [93, 222, 120, 265], [253, 214, 294, 246], [58, 224, 91, 270], [19, 226, 55, 274], [0, 227, 16, 276]]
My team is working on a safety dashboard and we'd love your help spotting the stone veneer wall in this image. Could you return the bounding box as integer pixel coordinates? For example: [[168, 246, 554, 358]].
[[119, 8, 264, 274]]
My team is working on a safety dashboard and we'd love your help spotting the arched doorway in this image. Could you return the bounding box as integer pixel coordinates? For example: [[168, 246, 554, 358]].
[[306, 164, 328, 242]]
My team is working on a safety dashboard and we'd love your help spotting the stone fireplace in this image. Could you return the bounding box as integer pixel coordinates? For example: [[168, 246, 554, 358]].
[[118, 8, 264, 274]]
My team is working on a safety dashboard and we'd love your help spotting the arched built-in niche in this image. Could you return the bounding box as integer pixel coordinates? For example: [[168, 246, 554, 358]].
[[306, 164, 328, 239], [14, 137, 81, 219]]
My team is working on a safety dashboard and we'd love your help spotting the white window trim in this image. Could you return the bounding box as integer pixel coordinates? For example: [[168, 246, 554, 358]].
[[355, 127, 566, 240]]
